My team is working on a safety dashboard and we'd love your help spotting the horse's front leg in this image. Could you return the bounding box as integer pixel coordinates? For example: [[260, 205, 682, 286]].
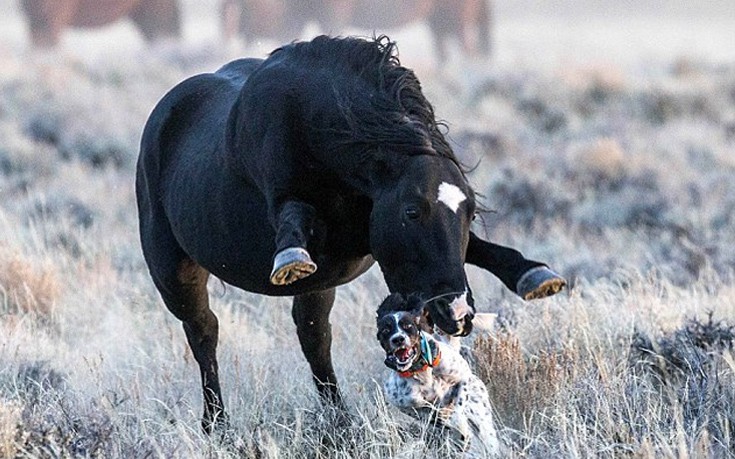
[[269, 200, 319, 285], [291, 288, 344, 407], [465, 231, 566, 300]]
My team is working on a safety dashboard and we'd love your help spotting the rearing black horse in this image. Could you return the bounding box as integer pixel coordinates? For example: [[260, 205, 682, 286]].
[[136, 35, 564, 432]]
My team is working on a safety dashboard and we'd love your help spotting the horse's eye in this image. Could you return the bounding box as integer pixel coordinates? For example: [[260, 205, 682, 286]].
[[472, 211, 478, 221], [405, 206, 420, 220]]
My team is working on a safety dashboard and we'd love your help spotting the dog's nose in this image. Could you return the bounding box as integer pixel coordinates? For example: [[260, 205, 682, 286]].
[[390, 335, 405, 346]]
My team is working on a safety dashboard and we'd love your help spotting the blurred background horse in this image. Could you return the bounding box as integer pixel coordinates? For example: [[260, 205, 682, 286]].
[[20, 0, 181, 47], [19, 0, 493, 60], [221, 0, 492, 59]]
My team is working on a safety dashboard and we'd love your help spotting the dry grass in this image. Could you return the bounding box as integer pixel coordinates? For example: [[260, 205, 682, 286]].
[[0, 400, 21, 458], [474, 330, 577, 434], [0, 248, 59, 320], [469, 302, 735, 458], [0, 1, 734, 457]]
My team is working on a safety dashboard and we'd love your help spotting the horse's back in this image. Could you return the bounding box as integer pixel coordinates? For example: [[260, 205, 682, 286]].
[[216, 58, 263, 86], [137, 57, 262, 181]]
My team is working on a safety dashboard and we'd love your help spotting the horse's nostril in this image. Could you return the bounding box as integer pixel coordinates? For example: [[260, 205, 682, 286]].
[[448, 293, 472, 321], [452, 309, 468, 322]]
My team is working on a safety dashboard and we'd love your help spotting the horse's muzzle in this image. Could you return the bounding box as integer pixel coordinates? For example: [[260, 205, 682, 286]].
[[430, 292, 475, 336]]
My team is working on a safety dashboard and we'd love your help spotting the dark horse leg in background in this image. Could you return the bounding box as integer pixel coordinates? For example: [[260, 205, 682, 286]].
[[129, 0, 182, 42], [466, 231, 566, 300], [20, 0, 70, 47]]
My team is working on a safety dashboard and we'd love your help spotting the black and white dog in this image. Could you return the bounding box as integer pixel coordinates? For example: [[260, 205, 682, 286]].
[[376, 293, 500, 457]]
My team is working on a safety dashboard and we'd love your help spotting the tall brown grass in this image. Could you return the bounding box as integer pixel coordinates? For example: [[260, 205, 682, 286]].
[[0, 248, 59, 320]]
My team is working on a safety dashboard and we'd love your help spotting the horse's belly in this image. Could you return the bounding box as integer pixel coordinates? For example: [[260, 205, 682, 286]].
[[164, 176, 374, 296], [213, 253, 375, 297]]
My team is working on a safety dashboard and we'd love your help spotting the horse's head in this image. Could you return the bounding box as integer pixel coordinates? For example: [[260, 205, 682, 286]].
[[369, 154, 476, 336]]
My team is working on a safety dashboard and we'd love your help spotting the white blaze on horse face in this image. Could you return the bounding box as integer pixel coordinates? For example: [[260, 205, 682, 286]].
[[436, 182, 467, 213]]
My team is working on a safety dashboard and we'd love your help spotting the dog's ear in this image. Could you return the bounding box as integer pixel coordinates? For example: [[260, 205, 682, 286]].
[[405, 294, 424, 311], [416, 306, 434, 332], [377, 293, 405, 320], [376, 317, 384, 341], [404, 294, 432, 332]]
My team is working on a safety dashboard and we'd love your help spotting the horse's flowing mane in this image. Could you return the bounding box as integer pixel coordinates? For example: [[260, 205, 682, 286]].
[[270, 35, 464, 175]]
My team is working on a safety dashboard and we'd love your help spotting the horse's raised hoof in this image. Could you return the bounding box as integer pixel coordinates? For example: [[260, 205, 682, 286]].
[[270, 247, 317, 285], [517, 266, 567, 300]]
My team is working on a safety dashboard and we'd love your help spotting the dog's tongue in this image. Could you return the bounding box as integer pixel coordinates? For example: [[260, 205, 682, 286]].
[[395, 348, 411, 361]]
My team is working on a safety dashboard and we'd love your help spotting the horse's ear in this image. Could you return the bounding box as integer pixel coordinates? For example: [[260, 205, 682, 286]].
[[368, 155, 398, 187], [352, 156, 390, 191]]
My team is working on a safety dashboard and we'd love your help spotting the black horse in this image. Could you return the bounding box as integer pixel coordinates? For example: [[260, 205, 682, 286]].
[[136, 35, 564, 432]]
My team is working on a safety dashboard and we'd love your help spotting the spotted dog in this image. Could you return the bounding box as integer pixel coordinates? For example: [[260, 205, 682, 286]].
[[376, 293, 500, 457]]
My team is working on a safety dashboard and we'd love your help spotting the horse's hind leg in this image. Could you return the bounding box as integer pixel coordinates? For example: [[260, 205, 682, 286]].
[[477, 0, 493, 57], [20, 0, 67, 47], [145, 241, 225, 432], [175, 261, 225, 433], [270, 200, 319, 286], [291, 288, 343, 406], [129, 0, 182, 41]]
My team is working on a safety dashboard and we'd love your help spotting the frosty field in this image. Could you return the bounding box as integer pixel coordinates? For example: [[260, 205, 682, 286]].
[[1, 1, 734, 457]]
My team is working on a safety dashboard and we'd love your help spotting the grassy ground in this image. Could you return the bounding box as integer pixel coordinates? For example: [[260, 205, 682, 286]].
[[1, 1, 735, 457]]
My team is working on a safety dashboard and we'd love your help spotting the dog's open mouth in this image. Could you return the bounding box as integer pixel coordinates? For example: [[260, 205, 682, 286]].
[[392, 345, 416, 366]]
